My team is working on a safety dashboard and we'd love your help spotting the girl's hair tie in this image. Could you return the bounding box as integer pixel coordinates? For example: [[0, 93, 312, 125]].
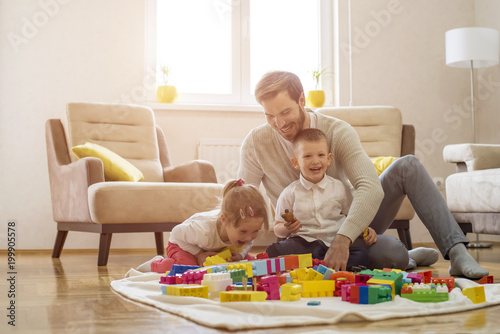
[[236, 179, 244, 186], [240, 208, 245, 219], [248, 206, 254, 217]]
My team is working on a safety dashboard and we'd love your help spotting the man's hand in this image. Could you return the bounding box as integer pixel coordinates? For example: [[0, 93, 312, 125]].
[[284, 219, 302, 234], [324, 234, 351, 271]]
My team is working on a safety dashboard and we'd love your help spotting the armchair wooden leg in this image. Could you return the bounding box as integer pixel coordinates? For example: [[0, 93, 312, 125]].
[[154, 232, 165, 256], [52, 230, 68, 258], [98, 233, 113, 266]]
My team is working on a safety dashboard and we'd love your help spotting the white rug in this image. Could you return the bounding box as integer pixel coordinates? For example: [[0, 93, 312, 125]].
[[110, 269, 500, 330]]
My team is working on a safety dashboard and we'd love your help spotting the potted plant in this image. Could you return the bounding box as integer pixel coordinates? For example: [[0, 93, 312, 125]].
[[157, 65, 178, 103], [306, 67, 326, 108]]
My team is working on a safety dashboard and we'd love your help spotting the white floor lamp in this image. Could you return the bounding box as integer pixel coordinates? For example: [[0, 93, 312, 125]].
[[445, 27, 499, 248]]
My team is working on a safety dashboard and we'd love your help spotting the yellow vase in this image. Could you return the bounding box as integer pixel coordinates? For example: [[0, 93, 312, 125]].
[[157, 85, 178, 103], [306, 90, 325, 108]]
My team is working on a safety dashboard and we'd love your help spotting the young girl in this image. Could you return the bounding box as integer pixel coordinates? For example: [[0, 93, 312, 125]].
[[151, 179, 269, 272]]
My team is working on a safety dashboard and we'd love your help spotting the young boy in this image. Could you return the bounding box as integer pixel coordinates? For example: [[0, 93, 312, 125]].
[[267, 128, 377, 269]]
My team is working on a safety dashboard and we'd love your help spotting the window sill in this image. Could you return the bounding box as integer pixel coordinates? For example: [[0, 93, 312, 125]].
[[147, 102, 263, 113]]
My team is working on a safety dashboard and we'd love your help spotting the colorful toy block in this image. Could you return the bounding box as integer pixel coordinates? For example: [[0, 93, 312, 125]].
[[251, 259, 269, 277], [181, 270, 207, 284], [334, 278, 350, 297], [227, 269, 247, 283], [280, 283, 302, 301], [404, 272, 423, 284], [227, 262, 253, 278], [355, 274, 371, 284], [301, 280, 336, 298], [161, 284, 209, 298], [297, 254, 313, 268], [307, 301, 321, 306], [359, 285, 392, 304], [159, 275, 178, 285], [462, 286, 486, 304], [400, 283, 449, 303], [256, 252, 269, 259], [282, 255, 300, 270], [316, 264, 335, 280], [220, 290, 268, 302], [431, 277, 455, 292], [167, 264, 200, 276], [330, 271, 355, 283], [201, 273, 233, 298], [341, 283, 365, 302], [203, 255, 227, 267], [478, 275, 494, 284], [261, 275, 280, 300]]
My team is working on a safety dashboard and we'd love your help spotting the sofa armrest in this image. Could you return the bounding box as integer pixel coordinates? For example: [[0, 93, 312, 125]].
[[163, 160, 218, 183], [401, 124, 415, 156], [443, 144, 500, 172], [46, 119, 105, 222]]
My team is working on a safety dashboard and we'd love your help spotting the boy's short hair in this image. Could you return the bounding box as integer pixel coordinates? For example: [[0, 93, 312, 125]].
[[294, 128, 328, 150], [254, 71, 304, 104]]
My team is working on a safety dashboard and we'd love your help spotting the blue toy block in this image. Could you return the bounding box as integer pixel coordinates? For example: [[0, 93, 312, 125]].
[[167, 264, 200, 276]]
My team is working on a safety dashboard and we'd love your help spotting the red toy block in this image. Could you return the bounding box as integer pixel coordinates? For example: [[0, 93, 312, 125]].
[[312, 259, 326, 267], [478, 275, 494, 284], [335, 278, 350, 297], [419, 270, 432, 284], [431, 277, 455, 292], [355, 274, 371, 284], [349, 285, 361, 304], [256, 252, 269, 259]]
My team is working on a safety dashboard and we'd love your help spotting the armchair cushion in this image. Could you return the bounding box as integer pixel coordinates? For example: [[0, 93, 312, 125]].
[[371, 156, 398, 176], [446, 169, 500, 213], [72, 142, 144, 182], [88, 182, 223, 224]]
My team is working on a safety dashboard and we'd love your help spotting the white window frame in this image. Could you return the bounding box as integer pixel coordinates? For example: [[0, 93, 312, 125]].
[[145, 0, 334, 107]]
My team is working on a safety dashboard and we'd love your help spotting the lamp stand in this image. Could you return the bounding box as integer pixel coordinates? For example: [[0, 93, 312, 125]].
[[464, 60, 493, 249]]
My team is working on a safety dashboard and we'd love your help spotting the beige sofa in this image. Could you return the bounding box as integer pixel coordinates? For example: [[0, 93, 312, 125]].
[[318, 106, 416, 249], [443, 144, 500, 239]]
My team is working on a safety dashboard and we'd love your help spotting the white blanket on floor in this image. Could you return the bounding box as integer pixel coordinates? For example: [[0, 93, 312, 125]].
[[110, 269, 500, 330]]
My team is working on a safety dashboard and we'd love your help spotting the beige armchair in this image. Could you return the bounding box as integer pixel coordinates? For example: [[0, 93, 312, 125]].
[[46, 102, 223, 265], [318, 106, 416, 249], [443, 144, 500, 245]]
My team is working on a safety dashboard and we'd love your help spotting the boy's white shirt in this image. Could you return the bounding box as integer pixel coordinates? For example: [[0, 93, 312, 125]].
[[169, 209, 252, 259], [274, 173, 350, 247]]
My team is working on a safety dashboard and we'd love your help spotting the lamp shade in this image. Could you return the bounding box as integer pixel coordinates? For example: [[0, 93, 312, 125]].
[[446, 27, 499, 68]]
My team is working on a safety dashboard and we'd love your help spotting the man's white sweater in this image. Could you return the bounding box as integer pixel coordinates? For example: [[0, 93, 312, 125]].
[[237, 111, 384, 243]]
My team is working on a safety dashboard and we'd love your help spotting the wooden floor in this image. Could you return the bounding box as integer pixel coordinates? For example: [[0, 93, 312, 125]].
[[2, 243, 500, 333]]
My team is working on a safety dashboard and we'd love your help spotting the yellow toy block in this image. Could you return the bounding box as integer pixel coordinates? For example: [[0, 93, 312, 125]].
[[290, 268, 308, 283], [280, 283, 302, 301], [220, 291, 267, 302], [165, 284, 209, 299], [226, 262, 253, 278], [301, 280, 336, 298], [297, 253, 313, 268], [203, 255, 227, 267], [305, 268, 324, 281], [216, 248, 233, 261], [462, 286, 486, 304]]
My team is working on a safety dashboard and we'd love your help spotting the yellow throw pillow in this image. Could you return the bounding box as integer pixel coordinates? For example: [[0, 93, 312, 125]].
[[71, 142, 144, 182], [371, 156, 398, 176]]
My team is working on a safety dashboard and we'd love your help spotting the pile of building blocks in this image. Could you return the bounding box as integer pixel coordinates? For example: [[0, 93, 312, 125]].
[[158, 252, 490, 305]]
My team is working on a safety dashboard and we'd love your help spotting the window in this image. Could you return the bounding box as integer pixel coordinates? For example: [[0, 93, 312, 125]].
[[146, 0, 333, 105]]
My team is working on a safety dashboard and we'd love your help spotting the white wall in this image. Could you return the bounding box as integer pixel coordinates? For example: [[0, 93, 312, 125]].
[[1, 0, 498, 251]]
